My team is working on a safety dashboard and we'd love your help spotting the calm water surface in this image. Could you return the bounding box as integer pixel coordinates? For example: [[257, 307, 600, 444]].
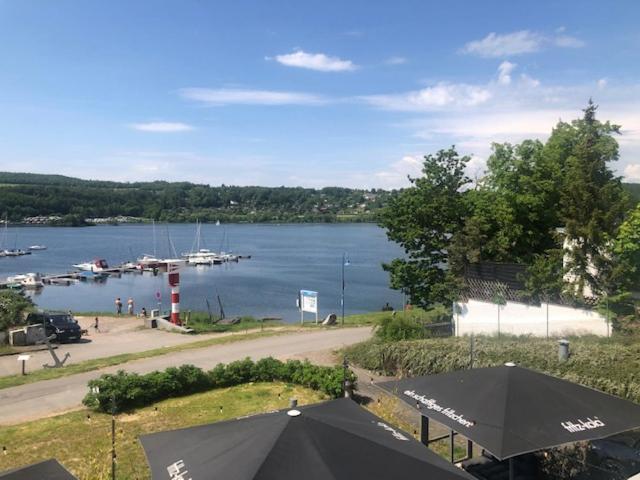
[[0, 224, 404, 322]]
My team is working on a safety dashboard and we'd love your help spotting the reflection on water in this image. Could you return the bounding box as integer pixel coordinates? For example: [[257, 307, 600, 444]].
[[0, 223, 404, 322]]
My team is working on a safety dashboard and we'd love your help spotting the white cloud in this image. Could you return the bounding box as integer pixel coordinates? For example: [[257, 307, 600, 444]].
[[179, 87, 326, 106], [385, 56, 408, 65], [461, 30, 585, 57], [272, 50, 357, 72], [461, 31, 543, 57], [498, 61, 517, 85], [520, 74, 541, 88], [129, 122, 193, 132], [373, 155, 424, 188], [363, 82, 492, 111], [554, 35, 585, 48], [598, 78, 608, 90], [625, 164, 640, 182]]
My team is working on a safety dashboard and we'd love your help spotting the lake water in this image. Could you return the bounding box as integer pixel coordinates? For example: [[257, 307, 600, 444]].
[[0, 223, 404, 322]]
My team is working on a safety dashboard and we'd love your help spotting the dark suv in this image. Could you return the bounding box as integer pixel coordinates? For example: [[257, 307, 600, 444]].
[[26, 311, 82, 343]]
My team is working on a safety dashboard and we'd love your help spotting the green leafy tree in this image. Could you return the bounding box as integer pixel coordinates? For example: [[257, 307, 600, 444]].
[[522, 250, 565, 303], [379, 147, 470, 307], [0, 291, 34, 333], [483, 140, 561, 262], [612, 203, 640, 291]]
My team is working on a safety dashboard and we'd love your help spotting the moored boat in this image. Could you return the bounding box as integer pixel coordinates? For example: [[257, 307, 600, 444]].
[[73, 258, 109, 272], [7, 273, 44, 289]]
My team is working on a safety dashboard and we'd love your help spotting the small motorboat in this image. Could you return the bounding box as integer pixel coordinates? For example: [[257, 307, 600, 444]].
[[3, 249, 31, 256], [28, 245, 47, 251], [73, 258, 109, 272], [137, 254, 162, 269], [7, 273, 44, 289]]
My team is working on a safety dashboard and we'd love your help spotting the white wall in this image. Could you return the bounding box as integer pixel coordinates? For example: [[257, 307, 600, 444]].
[[454, 299, 610, 337]]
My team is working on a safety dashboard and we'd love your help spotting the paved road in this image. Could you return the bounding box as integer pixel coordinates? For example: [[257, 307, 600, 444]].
[[0, 316, 228, 376], [0, 327, 371, 425]]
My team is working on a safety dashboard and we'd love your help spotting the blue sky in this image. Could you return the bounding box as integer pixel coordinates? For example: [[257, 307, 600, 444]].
[[0, 0, 639, 188]]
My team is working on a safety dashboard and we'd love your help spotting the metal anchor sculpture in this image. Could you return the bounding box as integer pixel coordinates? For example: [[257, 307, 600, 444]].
[[38, 334, 71, 368]]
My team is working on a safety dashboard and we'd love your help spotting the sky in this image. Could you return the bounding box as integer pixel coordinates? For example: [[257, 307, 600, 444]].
[[0, 0, 639, 189]]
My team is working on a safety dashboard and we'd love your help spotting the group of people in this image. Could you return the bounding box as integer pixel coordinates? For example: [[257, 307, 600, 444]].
[[115, 297, 135, 315], [92, 298, 148, 333]]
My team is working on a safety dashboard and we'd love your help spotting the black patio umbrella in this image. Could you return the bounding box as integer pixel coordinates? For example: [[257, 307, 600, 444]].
[[379, 364, 640, 460], [0, 459, 77, 480], [140, 397, 474, 479]]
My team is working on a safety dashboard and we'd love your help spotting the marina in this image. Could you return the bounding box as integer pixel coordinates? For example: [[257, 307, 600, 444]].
[[0, 223, 403, 320]]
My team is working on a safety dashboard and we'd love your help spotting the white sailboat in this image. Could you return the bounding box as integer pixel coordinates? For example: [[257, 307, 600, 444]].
[[137, 219, 162, 268], [183, 221, 222, 265]]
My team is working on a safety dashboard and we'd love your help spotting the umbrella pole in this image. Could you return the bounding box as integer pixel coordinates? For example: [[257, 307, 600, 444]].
[[509, 458, 514, 480], [449, 430, 454, 463], [420, 415, 429, 446]]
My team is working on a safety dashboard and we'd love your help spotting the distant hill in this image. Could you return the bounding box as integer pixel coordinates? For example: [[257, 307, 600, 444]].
[[624, 183, 640, 204], [0, 172, 392, 225]]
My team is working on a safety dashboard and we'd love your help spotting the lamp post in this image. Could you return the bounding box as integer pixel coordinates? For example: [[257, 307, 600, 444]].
[[341, 252, 350, 326], [342, 356, 349, 397]]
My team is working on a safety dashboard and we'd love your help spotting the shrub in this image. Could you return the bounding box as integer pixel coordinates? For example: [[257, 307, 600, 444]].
[[344, 336, 640, 403], [0, 290, 33, 334], [83, 358, 357, 413], [373, 305, 452, 342]]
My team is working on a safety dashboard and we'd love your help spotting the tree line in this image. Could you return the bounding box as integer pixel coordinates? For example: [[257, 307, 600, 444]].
[[0, 174, 391, 224], [381, 101, 640, 321]]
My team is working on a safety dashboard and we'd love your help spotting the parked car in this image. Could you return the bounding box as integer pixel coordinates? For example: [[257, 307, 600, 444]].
[[25, 311, 82, 343], [587, 431, 640, 479]]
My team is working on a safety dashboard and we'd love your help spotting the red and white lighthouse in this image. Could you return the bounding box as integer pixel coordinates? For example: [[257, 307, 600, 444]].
[[166, 261, 182, 325]]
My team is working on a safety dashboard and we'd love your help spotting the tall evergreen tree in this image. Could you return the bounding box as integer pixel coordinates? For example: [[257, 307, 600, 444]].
[[560, 100, 630, 298]]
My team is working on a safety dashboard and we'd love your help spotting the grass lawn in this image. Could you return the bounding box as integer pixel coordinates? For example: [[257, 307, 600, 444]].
[[367, 395, 469, 460], [0, 329, 287, 391], [183, 313, 283, 333], [329, 307, 449, 327], [0, 382, 327, 480], [0, 345, 17, 356]]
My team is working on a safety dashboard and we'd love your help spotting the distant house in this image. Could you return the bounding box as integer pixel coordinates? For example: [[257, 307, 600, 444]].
[[454, 261, 609, 338]]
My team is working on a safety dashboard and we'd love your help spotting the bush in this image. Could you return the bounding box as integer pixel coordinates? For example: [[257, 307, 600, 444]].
[[83, 358, 357, 412], [344, 336, 640, 403], [376, 315, 430, 341], [373, 305, 452, 342], [0, 290, 34, 334]]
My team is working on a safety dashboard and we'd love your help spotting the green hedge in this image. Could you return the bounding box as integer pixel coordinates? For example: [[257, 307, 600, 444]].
[[345, 336, 640, 403], [83, 358, 356, 413]]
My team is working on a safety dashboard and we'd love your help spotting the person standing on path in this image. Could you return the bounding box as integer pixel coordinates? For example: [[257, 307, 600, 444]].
[[115, 297, 122, 315], [127, 297, 134, 315], [93, 317, 99, 333]]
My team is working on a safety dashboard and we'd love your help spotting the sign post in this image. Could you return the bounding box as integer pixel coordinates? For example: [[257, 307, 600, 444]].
[[17, 354, 30, 375], [299, 290, 318, 324]]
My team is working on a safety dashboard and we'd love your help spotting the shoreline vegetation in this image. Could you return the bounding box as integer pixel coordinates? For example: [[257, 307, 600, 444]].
[[0, 172, 391, 226]]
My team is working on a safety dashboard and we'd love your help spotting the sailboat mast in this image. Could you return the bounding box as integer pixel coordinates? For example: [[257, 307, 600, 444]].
[[152, 219, 157, 257]]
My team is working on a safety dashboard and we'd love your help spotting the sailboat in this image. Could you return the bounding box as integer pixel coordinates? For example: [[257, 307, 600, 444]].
[[218, 228, 238, 262], [182, 221, 222, 265], [137, 219, 162, 268], [1, 216, 30, 256]]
